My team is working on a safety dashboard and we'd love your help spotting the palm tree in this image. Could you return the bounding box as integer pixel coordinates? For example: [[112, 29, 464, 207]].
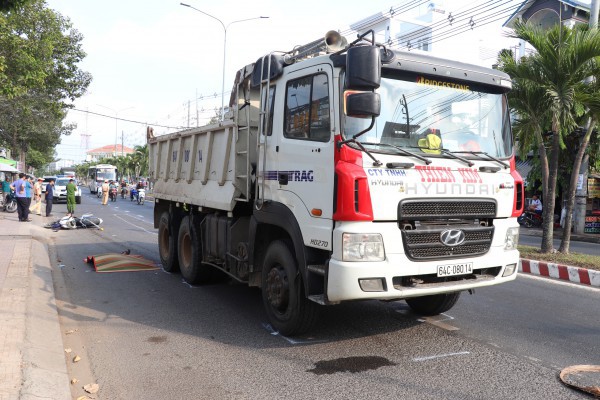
[[500, 52, 552, 200], [507, 21, 600, 253], [559, 81, 600, 252]]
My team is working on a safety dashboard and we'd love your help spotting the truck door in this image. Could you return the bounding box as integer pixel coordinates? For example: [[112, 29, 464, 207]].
[[269, 65, 335, 251]]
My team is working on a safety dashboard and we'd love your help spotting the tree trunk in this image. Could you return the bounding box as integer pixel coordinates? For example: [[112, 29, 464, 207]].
[[559, 119, 596, 253], [534, 128, 550, 207], [541, 130, 561, 253]]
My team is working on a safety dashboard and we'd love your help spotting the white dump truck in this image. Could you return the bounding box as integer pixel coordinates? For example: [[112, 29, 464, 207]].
[[148, 30, 524, 335]]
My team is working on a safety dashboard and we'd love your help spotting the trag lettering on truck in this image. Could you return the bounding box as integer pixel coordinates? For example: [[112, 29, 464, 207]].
[[148, 29, 523, 336]]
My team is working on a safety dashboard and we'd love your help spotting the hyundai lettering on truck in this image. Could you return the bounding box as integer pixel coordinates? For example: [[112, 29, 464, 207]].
[[148, 30, 524, 336]]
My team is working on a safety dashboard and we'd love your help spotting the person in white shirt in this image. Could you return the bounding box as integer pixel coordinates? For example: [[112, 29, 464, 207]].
[[528, 194, 542, 215]]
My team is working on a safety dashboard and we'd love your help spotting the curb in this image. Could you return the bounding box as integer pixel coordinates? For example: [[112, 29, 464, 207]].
[[519, 259, 600, 287]]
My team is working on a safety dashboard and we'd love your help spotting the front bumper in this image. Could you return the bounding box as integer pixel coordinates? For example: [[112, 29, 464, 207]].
[[326, 220, 520, 303]]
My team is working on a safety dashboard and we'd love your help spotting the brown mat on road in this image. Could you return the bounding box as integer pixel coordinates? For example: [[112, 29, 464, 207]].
[[84, 253, 159, 273]]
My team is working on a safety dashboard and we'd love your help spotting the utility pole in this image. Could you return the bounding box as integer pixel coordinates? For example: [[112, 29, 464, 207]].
[[573, 0, 599, 234], [121, 131, 124, 157]]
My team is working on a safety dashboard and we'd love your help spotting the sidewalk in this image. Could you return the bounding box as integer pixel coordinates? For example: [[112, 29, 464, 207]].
[[0, 212, 70, 400]]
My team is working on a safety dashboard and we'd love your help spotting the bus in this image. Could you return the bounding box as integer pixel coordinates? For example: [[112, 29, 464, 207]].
[[87, 164, 118, 194]]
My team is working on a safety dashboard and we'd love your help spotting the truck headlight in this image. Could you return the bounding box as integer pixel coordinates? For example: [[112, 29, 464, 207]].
[[504, 227, 519, 250], [342, 233, 385, 262]]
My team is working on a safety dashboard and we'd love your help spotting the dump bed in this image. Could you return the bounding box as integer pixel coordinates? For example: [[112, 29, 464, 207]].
[[148, 119, 254, 212]]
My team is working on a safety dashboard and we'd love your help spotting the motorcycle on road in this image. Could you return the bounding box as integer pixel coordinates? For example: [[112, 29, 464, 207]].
[[517, 211, 543, 228], [109, 187, 118, 202]]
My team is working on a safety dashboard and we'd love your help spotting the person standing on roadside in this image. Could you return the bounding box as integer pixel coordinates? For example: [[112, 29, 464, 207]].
[[10, 173, 30, 222], [25, 175, 33, 212], [101, 179, 109, 205], [45, 178, 55, 217], [1, 176, 11, 203], [30, 177, 43, 215], [66, 179, 76, 215]]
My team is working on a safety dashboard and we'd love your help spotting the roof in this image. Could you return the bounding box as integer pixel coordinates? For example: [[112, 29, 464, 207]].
[[516, 158, 533, 181], [87, 144, 135, 154], [503, 0, 591, 28]]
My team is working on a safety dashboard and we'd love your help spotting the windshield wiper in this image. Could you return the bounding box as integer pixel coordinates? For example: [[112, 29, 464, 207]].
[[361, 142, 432, 165], [448, 150, 509, 169], [439, 149, 474, 167], [406, 145, 473, 167]]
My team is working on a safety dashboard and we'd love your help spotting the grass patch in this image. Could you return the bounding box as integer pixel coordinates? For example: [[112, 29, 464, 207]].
[[518, 245, 600, 271]]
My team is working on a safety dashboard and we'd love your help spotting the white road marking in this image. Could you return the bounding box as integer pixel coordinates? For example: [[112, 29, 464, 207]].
[[112, 214, 157, 235], [262, 323, 326, 344], [412, 351, 470, 362]]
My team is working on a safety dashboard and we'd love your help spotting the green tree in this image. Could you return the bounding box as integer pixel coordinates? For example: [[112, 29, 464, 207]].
[[0, 0, 31, 12], [0, 0, 91, 166], [506, 21, 600, 253]]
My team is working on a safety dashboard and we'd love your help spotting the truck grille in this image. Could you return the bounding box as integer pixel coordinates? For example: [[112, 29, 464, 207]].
[[402, 226, 494, 260], [398, 199, 496, 220]]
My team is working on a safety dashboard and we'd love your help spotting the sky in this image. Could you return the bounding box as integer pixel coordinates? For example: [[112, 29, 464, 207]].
[[45, 0, 522, 164]]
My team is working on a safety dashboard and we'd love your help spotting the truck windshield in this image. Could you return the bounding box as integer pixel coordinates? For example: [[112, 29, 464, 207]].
[[343, 73, 512, 159]]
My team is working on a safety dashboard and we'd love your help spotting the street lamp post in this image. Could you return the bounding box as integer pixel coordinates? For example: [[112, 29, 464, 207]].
[[97, 105, 134, 157], [180, 3, 268, 121]]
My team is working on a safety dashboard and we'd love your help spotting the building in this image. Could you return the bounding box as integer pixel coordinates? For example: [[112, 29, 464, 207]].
[[350, 3, 448, 53], [86, 144, 135, 162], [503, 0, 591, 58]]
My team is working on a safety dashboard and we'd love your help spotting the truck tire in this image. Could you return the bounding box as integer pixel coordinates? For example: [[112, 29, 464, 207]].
[[158, 212, 179, 273], [405, 292, 461, 316], [76, 196, 81, 204], [261, 240, 318, 336], [177, 215, 213, 285]]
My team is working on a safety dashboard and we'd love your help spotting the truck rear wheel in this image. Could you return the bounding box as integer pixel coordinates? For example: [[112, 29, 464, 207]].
[[261, 240, 318, 336], [406, 292, 461, 316], [158, 212, 179, 273], [177, 215, 213, 285]]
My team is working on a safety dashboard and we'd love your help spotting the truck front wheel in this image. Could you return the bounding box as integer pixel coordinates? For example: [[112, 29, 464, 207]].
[[158, 212, 179, 273], [406, 292, 461, 316], [177, 215, 213, 285], [261, 240, 318, 336]]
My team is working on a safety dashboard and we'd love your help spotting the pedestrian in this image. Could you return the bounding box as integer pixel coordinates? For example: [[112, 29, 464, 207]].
[[45, 178, 55, 217], [25, 175, 33, 215], [29, 177, 43, 216], [1, 176, 11, 203], [101, 179, 109, 205], [10, 173, 30, 222], [66, 178, 76, 215]]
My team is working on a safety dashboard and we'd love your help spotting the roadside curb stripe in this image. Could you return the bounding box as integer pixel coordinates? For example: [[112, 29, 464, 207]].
[[519, 259, 600, 288]]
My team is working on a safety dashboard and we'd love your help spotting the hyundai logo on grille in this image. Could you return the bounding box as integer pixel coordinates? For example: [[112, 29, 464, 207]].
[[440, 229, 466, 246]]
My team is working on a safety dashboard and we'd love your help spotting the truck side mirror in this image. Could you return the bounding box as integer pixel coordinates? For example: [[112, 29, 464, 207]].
[[345, 45, 381, 90], [344, 91, 381, 118]]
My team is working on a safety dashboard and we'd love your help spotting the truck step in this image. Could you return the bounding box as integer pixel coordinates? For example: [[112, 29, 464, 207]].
[[307, 264, 326, 276]]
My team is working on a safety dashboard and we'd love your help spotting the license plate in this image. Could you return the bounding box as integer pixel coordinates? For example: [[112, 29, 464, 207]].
[[437, 263, 473, 277]]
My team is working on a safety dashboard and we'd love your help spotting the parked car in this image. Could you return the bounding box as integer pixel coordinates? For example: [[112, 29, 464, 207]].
[[53, 178, 82, 204], [41, 176, 58, 194]]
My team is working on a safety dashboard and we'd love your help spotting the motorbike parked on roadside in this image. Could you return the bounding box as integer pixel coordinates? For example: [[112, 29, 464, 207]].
[[1, 191, 17, 213], [517, 211, 543, 228]]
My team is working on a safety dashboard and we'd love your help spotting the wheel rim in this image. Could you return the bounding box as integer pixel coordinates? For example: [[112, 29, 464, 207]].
[[180, 231, 192, 269], [266, 265, 289, 313]]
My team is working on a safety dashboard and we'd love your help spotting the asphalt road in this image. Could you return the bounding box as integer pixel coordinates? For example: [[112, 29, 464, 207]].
[[519, 231, 600, 256], [45, 189, 597, 399]]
